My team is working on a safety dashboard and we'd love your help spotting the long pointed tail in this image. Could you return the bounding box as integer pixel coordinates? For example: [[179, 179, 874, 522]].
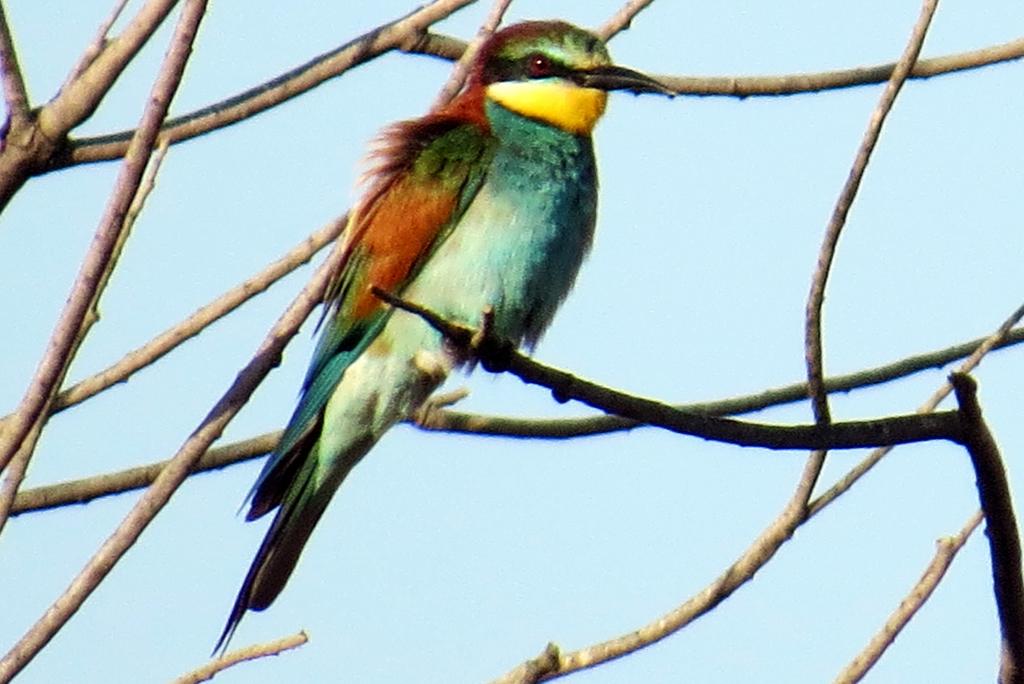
[[216, 335, 452, 653], [214, 436, 371, 654]]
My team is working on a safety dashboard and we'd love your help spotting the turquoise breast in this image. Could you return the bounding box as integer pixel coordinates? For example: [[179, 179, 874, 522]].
[[403, 99, 599, 349]]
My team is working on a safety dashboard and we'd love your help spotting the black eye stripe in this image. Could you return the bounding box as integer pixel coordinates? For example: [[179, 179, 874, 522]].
[[483, 54, 575, 84]]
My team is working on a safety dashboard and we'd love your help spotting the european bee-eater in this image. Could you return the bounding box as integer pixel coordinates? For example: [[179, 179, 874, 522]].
[[217, 19, 671, 649]]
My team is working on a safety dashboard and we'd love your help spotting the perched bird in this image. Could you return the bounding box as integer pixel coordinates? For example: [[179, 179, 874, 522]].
[[217, 19, 671, 649]]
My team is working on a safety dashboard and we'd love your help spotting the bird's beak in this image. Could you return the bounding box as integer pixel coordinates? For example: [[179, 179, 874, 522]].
[[575, 64, 675, 97]]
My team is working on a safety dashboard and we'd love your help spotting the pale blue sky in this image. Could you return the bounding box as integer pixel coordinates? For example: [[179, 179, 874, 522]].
[[2, 1, 1023, 682]]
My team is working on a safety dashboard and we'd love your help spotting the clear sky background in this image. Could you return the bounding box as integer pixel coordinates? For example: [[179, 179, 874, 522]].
[[2, 1, 1023, 682]]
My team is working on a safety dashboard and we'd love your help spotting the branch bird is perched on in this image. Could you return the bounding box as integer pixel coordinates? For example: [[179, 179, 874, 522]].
[[217, 19, 672, 650]]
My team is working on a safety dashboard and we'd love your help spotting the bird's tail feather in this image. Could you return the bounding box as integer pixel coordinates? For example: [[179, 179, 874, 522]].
[[214, 435, 372, 654]]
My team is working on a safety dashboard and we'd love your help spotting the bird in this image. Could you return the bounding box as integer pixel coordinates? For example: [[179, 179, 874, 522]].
[[216, 19, 672, 651]]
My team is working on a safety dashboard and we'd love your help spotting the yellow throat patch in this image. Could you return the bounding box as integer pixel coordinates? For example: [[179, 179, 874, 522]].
[[486, 80, 608, 135]]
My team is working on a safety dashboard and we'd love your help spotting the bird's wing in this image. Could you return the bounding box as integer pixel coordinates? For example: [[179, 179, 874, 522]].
[[246, 114, 495, 519]]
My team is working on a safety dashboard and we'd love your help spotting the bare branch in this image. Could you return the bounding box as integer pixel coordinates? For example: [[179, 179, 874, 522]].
[[419, 325, 1024, 439], [374, 287, 963, 451], [801, 0, 939, 507], [951, 374, 1024, 683], [14, 301, 1023, 517], [0, 0, 213, 675], [810, 301, 1024, 516], [488, 208, 1023, 684], [51, 213, 345, 414], [431, 0, 512, 109], [40, 0, 179, 136], [490, 484, 813, 683], [171, 631, 308, 684], [835, 511, 983, 683], [0, 0, 208, 538], [0, 143, 170, 534], [0, 0, 479, 671], [66, 0, 478, 168], [0, 210, 346, 680], [0, 0, 181, 207], [64, 34, 1024, 168], [806, 0, 938, 414], [11, 432, 279, 516], [60, 0, 132, 90], [0, 2, 30, 124], [77, 137, 170, 350], [597, 0, 656, 40], [658, 36, 1024, 96]]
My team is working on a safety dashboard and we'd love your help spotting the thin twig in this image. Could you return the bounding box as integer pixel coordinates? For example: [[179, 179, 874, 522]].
[[951, 374, 1024, 683], [75, 137, 170, 357], [596, 0, 656, 40], [835, 511, 983, 683], [806, 0, 939, 415], [655, 35, 1024, 96], [11, 432, 280, 516], [61, 0, 132, 90], [64, 35, 1024, 167], [171, 631, 308, 684], [802, 0, 939, 505], [431, 0, 511, 109], [66, 1, 479, 168], [490, 486, 812, 684], [51, 213, 346, 414], [0, 2, 30, 124]]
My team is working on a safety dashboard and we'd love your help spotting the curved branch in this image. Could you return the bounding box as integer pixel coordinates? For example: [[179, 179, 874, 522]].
[[806, 0, 938, 413], [496, 297, 1022, 684], [419, 326, 1024, 439], [490, 481, 814, 684], [374, 287, 964, 451], [801, 0, 938, 510], [172, 631, 307, 684]]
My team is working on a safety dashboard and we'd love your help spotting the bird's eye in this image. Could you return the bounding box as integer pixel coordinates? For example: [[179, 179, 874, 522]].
[[525, 53, 553, 78]]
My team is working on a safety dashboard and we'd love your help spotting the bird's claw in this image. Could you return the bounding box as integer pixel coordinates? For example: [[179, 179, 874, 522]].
[[469, 306, 494, 352]]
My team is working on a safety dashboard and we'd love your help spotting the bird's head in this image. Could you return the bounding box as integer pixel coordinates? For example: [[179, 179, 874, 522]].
[[472, 21, 673, 136]]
